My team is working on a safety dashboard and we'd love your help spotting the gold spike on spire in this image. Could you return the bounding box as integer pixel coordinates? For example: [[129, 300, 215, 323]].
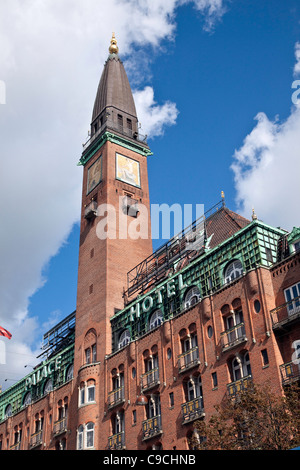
[[109, 32, 119, 54], [221, 190, 225, 206], [252, 208, 257, 220]]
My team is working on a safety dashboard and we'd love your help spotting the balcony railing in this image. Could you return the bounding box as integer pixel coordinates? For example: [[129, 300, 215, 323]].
[[178, 346, 200, 373], [280, 361, 300, 385], [107, 431, 125, 450], [181, 397, 205, 424], [107, 386, 125, 409], [227, 375, 253, 397], [270, 296, 300, 328], [220, 323, 247, 352], [141, 368, 160, 392], [142, 415, 162, 441], [29, 429, 43, 449], [10, 441, 21, 450], [53, 417, 68, 436]]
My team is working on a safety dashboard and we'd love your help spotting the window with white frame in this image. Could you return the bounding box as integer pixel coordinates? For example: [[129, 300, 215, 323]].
[[224, 260, 243, 284], [186, 375, 203, 404], [284, 282, 300, 315], [86, 422, 95, 448], [77, 423, 95, 450], [118, 329, 131, 349], [184, 287, 201, 308], [149, 310, 163, 330], [232, 352, 252, 382], [79, 379, 96, 406]]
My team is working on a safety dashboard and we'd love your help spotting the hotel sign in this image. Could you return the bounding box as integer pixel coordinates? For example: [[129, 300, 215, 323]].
[[25, 356, 62, 390]]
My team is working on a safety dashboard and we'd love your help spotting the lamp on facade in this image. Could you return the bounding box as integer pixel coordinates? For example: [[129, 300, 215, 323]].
[[136, 394, 148, 406]]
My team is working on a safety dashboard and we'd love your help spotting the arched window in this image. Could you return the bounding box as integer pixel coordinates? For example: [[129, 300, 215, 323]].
[[224, 260, 243, 284], [77, 425, 84, 450], [184, 287, 201, 308], [149, 310, 163, 330], [232, 352, 252, 381], [118, 329, 130, 349], [186, 376, 203, 403], [86, 422, 95, 448], [23, 392, 32, 407], [44, 378, 53, 395], [66, 364, 74, 381], [4, 404, 12, 418]]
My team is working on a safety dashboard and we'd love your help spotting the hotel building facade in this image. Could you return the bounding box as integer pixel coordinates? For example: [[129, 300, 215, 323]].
[[0, 36, 300, 451]]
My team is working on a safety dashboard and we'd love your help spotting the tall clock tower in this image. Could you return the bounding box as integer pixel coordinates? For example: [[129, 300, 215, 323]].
[[69, 35, 153, 448]]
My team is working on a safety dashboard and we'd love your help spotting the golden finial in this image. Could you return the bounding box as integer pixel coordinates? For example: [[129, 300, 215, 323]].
[[221, 190, 225, 206], [109, 32, 119, 54], [252, 208, 257, 220]]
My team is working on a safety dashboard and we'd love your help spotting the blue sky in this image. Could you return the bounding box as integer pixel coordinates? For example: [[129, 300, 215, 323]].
[[0, 0, 300, 387]]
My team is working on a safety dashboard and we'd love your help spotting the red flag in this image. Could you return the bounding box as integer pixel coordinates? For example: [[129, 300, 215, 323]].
[[0, 326, 12, 339]]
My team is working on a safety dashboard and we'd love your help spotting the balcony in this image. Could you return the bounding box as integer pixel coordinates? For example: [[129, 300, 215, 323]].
[[84, 200, 97, 220], [142, 415, 162, 441], [270, 296, 300, 329], [280, 361, 300, 385], [107, 386, 125, 410], [107, 431, 125, 450], [10, 441, 21, 450], [53, 417, 68, 436], [29, 430, 43, 449], [178, 346, 200, 373], [227, 375, 253, 397], [181, 397, 205, 425], [140, 368, 160, 392], [220, 323, 247, 352]]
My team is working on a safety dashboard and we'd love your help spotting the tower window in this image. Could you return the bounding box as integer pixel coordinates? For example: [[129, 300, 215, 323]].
[[261, 349, 269, 367], [117, 114, 123, 130]]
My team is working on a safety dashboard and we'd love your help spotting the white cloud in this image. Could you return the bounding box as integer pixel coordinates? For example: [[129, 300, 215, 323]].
[[294, 42, 300, 77], [0, 0, 226, 389], [231, 104, 300, 232], [134, 86, 179, 138]]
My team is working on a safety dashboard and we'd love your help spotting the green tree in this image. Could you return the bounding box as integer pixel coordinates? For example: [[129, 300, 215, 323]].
[[191, 382, 300, 450]]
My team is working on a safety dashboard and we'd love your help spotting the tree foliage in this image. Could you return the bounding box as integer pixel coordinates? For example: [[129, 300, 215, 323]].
[[191, 382, 300, 450]]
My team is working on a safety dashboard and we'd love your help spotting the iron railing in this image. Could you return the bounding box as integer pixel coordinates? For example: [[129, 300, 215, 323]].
[[178, 346, 200, 373], [140, 368, 160, 392], [142, 415, 162, 441], [220, 323, 247, 351], [227, 375, 253, 397], [53, 417, 68, 436], [107, 431, 125, 450], [107, 386, 125, 409], [280, 361, 300, 385], [29, 430, 43, 449], [181, 397, 205, 424], [270, 295, 300, 328]]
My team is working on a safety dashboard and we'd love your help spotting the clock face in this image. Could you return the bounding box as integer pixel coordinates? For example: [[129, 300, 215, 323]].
[[116, 153, 140, 188], [87, 156, 102, 194]]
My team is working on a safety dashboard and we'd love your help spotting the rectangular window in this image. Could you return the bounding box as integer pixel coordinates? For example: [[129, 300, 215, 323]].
[[85, 348, 91, 364], [169, 392, 174, 407], [212, 372, 218, 388], [132, 410, 137, 424], [284, 283, 300, 315], [261, 349, 269, 367], [87, 385, 95, 402], [92, 344, 97, 363]]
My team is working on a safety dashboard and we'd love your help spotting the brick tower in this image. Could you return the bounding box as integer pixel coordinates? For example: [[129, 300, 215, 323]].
[[69, 35, 153, 449]]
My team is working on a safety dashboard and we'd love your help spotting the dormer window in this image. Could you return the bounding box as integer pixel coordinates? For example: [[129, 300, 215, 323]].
[[118, 329, 130, 349], [224, 260, 243, 284], [184, 287, 201, 309]]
